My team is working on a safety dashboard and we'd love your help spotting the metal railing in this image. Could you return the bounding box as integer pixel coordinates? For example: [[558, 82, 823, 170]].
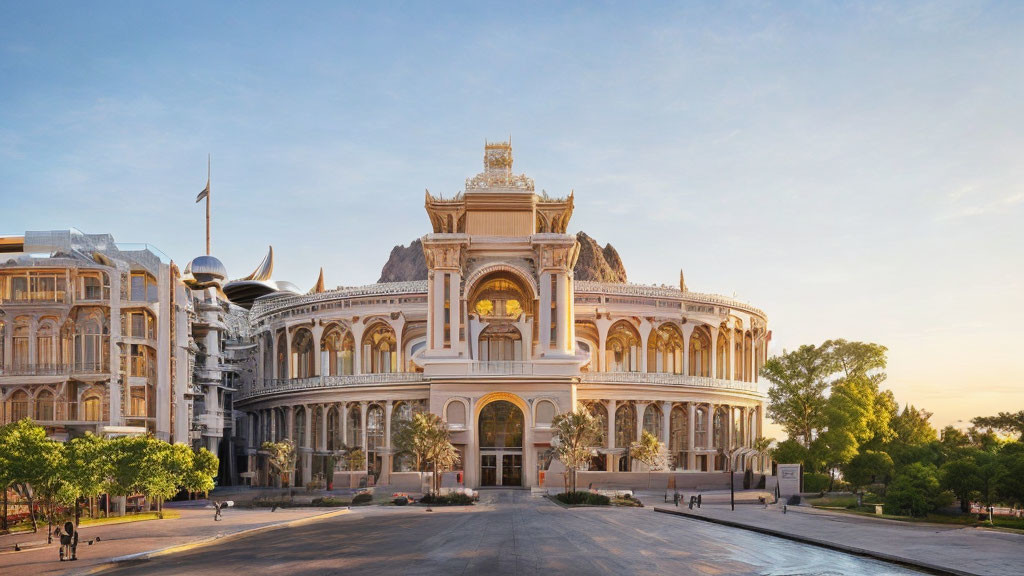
[[237, 372, 425, 401], [579, 371, 760, 392], [0, 363, 70, 376], [468, 361, 534, 375]]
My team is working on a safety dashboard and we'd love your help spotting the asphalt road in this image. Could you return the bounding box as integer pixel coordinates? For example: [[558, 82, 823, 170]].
[[98, 491, 921, 576]]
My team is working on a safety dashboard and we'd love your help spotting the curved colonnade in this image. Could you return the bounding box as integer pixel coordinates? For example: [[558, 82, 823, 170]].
[[236, 279, 769, 489]]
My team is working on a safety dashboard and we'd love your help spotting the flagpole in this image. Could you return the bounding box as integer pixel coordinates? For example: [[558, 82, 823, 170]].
[[206, 154, 211, 255]]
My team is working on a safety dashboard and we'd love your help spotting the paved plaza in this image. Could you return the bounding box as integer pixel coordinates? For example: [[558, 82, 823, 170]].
[[3, 490, 1022, 575]]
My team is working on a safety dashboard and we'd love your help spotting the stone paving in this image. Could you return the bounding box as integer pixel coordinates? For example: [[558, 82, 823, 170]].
[[95, 490, 920, 576], [650, 496, 1024, 576], [0, 503, 336, 576]]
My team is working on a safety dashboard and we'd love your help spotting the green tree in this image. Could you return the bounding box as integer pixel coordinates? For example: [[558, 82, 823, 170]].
[[183, 447, 219, 497], [146, 442, 192, 518], [0, 419, 61, 532], [64, 433, 109, 525], [629, 430, 667, 489], [816, 376, 876, 488], [393, 412, 440, 472], [995, 445, 1024, 507], [971, 411, 1024, 442], [762, 344, 831, 448], [415, 413, 460, 494], [771, 439, 810, 470], [103, 435, 152, 515], [550, 409, 603, 494], [886, 405, 939, 468], [885, 462, 949, 517], [939, 458, 980, 513], [844, 450, 894, 494]]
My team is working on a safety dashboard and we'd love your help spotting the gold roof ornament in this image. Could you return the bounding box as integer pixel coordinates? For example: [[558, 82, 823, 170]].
[[310, 267, 325, 294], [242, 246, 274, 281], [680, 269, 688, 292]]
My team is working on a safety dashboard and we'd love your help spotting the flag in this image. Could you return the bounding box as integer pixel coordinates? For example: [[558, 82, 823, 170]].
[[196, 181, 209, 203]]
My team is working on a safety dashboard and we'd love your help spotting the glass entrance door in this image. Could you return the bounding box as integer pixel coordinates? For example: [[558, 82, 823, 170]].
[[502, 454, 522, 486], [481, 454, 498, 486], [480, 451, 522, 486]]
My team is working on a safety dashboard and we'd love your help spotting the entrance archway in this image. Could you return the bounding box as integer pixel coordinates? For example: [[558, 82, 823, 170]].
[[478, 400, 524, 487]]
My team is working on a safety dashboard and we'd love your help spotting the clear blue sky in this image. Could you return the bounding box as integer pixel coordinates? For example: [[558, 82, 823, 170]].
[[2, 1, 1022, 431]]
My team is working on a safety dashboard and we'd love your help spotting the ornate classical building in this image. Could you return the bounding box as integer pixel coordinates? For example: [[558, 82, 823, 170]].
[[0, 230, 180, 440], [234, 142, 770, 489]]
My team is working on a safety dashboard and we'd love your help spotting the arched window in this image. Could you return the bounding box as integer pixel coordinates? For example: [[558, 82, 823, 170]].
[[13, 322, 29, 370], [366, 404, 385, 451], [362, 323, 397, 374], [346, 404, 362, 447], [535, 400, 556, 428], [585, 401, 609, 446], [9, 390, 29, 421], [446, 401, 466, 427], [310, 406, 323, 450], [688, 326, 711, 377], [36, 322, 55, 367], [0, 322, 5, 367], [478, 324, 522, 362], [670, 406, 688, 467], [129, 390, 147, 417], [291, 329, 315, 378], [327, 406, 341, 451], [713, 407, 726, 450], [276, 330, 287, 379], [648, 324, 685, 374], [74, 313, 106, 372], [478, 400, 524, 448], [293, 407, 306, 447], [469, 272, 532, 321], [606, 321, 641, 372], [322, 327, 354, 376], [614, 403, 636, 449], [734, 330, 744, 381], [575, 321, 599, 372], [642, 404, 662, 439], [694, 406, 707, 448], [82, 395, 101, 421]]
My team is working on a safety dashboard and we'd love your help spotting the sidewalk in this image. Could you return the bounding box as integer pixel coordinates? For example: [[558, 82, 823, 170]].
[[653, 502, 1024, 576], [0, 504, 347, 576]]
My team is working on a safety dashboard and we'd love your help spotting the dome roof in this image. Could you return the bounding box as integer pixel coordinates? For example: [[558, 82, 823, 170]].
[[185, 255, 228, 285]]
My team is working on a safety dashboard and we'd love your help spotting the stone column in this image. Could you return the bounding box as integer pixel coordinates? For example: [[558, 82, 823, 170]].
[[687, 403, 696, 470], [285, 328, 294, 379], [597, 321, 608, 372], [606, 399, 616, 450], [341, 403, 349, 445], [384, 400, 394, 482], [539, 272, 551, 352], [661, 401, 672, 444], [449, 272, 460, 353], [555, 272, 567, 353], [709, 326, 719, 379], [359, 401, 368, 471], [312, 324, 324, 377], [319, 404, 329, 451], [432, 272, 446, 350], [728, 329, 735, 380], [635, 402, 647, 442], [638, 319, 652, 373], [749, 335, 756, 383], [681, 324, 695, 376], [706, 404, 715, 450]]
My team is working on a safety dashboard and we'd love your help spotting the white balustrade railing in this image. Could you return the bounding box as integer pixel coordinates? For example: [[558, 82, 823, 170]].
[[579, 371, 760, 392], [468, 361, 534, 375], [236, 372, 425, 401]]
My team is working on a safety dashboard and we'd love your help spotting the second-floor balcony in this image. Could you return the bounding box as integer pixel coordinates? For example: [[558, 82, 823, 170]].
[[0, 361, 107, 377], [579, 371, 760, 393]]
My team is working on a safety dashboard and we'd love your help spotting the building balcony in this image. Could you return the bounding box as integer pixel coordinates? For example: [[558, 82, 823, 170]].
[[468, 361, 534, 375], [0, 363, 70, 377], [236, 372, 425, 402], [578, 371, 760, 393]]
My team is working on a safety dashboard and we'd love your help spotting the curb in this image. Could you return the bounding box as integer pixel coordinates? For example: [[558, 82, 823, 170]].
[[653, 507, 979, 576], [76, 508, 352, 575]]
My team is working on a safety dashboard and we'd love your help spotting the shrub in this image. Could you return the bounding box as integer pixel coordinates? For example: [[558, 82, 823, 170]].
[[885, 463, 952, 517], [251, 497, 292, 508], [803, 472, 831, 493], [554, 491, 610, 506], [311, 497, 348, 507], [352, 493, 373, 505]]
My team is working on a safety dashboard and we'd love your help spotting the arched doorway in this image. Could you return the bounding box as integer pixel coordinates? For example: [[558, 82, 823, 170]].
[[478, 400, 524, 487]]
